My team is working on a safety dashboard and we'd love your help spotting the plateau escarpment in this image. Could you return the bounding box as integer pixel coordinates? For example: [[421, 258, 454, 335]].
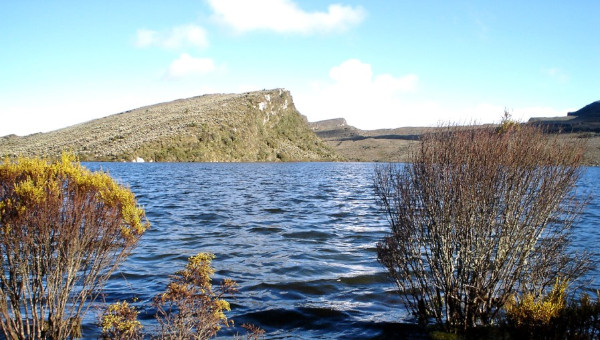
[[0, 89, 339, 162], [310, 118, 428, 162], [312, 100, 600, 165], [529, 100, 600, 133]]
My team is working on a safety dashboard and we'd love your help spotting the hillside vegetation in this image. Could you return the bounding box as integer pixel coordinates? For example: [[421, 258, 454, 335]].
[[0, 89, 339, 162]]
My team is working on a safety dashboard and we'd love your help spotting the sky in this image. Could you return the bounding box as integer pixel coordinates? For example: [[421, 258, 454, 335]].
[[1, 1, 599, 136]]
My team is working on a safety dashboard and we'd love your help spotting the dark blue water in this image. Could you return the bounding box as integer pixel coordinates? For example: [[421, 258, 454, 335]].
[[79, 162, 599, 339]]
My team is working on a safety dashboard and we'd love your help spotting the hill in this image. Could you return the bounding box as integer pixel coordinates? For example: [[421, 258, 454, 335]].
[[568, 100, 600, 119], [0, 89, 339, 162], [309, 119, 428, 162], [529, 100, 600, 133], [312, 115, 600, 166]]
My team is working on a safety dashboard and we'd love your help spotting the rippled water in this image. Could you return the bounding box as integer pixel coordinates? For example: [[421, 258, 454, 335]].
[[79, 163, 599, 339]]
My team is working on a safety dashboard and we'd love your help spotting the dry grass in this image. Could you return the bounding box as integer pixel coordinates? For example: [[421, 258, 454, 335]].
[[313, 120, 600, 165]]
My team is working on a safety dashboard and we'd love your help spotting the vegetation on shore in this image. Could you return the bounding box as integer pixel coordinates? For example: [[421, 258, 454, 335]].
[[0, 154, 252, 339], [0, 154, 148, 339], [375, 117, 599, 337], [101, 253, 248, 340], [1, 116, 600, 338]]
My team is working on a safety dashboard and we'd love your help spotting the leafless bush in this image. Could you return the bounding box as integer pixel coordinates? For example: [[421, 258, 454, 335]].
[[240, 323, 266, 340], [0, 154, 148, 339], [375, 121, 592, 331]]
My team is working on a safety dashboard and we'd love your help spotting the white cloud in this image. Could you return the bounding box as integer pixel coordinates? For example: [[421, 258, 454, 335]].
[[207, 0, 365, 34], [325, 59, 419, 97], [135, 24, 209, 49], [294, 59, 422, 129], [135, 29, 159, 47], [293, 59, 572, 129], [165, 53, 216, 79]]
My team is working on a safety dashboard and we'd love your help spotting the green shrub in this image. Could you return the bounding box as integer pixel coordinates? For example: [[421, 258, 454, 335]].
[[100, 253, 259, 340], [560, 292, 600, 338], [504, 281, 600, 339]]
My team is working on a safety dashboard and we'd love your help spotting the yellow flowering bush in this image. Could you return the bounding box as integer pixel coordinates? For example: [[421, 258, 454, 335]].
[[505, 278, 568, 335], [0, 153, 149, 339], [101, 301, 143, 339], [154, 253, 238, 339]]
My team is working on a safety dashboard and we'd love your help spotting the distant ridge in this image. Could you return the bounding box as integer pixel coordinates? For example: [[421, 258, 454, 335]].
[[0, 89, 339, 162], [568, 100, 600, 119], [312, 109, 600, 165], [529, 99, 600, 133], [309, 118, 429, 162]]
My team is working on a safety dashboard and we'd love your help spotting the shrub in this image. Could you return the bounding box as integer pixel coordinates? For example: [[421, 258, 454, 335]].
[[100, 301, 143, 340], [100, 253, 250, 340], [240, 323, 266, 340], [505, 280, 600, 338], [153, 253, 238, 339], [560, 291, 600, 338], [0, 154, 148, 339], [505, 278, 568, 337], [375, 121, 591, 331]]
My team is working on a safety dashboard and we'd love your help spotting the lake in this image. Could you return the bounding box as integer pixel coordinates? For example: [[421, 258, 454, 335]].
[[80, 162, 599, 339]]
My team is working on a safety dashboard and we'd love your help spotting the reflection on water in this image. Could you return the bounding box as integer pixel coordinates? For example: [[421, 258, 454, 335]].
[[81, 163, 599, 339]]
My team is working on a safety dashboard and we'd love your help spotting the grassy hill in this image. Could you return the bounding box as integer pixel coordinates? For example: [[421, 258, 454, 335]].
[[0, 89, 339, 162]]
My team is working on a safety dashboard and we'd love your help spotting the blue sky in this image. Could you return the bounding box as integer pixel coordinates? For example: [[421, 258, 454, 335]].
[[1, 0, 598, 136]]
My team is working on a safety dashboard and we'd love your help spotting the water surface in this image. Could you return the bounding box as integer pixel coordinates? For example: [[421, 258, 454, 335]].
[[81, 162, 599, 339]]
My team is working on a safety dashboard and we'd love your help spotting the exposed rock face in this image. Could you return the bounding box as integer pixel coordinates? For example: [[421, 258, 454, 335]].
[[0, 89, 339, 162], [309, 118, 349, 131]]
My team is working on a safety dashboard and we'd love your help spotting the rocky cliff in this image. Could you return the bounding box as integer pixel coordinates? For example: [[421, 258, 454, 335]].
[[0, 89, 339, 162]]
